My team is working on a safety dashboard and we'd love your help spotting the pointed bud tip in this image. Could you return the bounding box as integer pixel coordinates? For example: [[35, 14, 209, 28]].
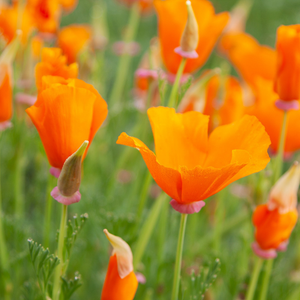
[[186, 0, 191, 5], [75, 140, 89, 157]]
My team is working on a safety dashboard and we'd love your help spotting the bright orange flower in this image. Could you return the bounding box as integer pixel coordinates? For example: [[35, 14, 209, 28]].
[[26, 76, 108, 169], [253, 163, 299, 255], [117, 107, 270, 213], [57, 25, 91, 64], [101, 230, 138, 300], [117, 0, 153, 14], [35, 47, 78, 92], [274, 25, 300, 101], [0, 63, 13, 124], [31, 36, 44, 60], [27, 0, 61, 34], [179, 74, 244, 132], [154, 0, 229, 74], [219, 32, 276, 92], [0, 3, 34, 44], [246, 78, 300, 153]]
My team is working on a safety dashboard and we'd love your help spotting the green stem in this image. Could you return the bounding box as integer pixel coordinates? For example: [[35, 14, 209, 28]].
[[168, 58, 187, 108], [52, 204, 68, 300], [136, 172, 152, 221], [0, 133, 12, 300], [109, 2, 141, 106], [171, 213, 188, 300], [245, 257, 263, 300], [273, 110, 288, 182], [258, 259, 273, 300], [44, 174, 54, 249], [133, 192, 167, 269]]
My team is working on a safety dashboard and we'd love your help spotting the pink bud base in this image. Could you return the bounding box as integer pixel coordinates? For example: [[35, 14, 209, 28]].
[[170, 199, 205, 214], [135, 272, 146, 284], [252, 242, 277, 259], [112, 41, 140, 56], [51, 186, 81, 205], [275, 100, 299, 111], [174, 47, 199, 59], [135, 68, 161, 80], [16, 93, 37, 106], [49, 167, 61, 178], [0, 121, 12, 131], [276, 240, 289, 252]]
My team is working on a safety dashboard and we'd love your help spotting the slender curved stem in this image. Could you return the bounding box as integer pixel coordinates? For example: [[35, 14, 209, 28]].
[[168, 58, 187, 108], [258, 259, 273, 300], [245, 257, 263, 300], [44, 174, 54, 249], [171, 213, 188, 300], [109, 2, 141, 106], [52, 204, 68, 300]]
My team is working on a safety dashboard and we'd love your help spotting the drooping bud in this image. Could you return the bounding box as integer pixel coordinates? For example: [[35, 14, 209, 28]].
[[174, 0, 199, 59], [51, 140, 89, 205], [103, 229, 133, 279], [101, 230, 138, 300], [268, 161, 300, 214]]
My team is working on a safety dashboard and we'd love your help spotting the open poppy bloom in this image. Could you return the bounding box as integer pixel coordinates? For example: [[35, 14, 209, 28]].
[[117, 107, 270, 214], [219, 32, 276, 93], [0, 3, 34, 44], [57, 25, 91, 64], [101, 229, 138, 300], [252, 163, 299, 259], [35, 47, 78, 91], [246, 78, 300, 154], [274, 25, 300, 104], [26, 76, 108, 172], [154, 0, 229, 75]]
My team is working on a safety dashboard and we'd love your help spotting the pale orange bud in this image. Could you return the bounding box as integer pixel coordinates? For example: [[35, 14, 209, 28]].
[[181, 1, 198, 52], [268, 162, 300, 214]]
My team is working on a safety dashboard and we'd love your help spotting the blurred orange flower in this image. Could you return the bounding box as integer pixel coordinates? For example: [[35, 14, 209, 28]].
[[0, 63, 13, 125], [117, 0, 153, 14], [27, 0, 61, 34], [179, 74, 245, 132], [59, 0, 78, 12], [57, 25, 91, 64], [274, 25, 300, 102], [0, 3, 34, 44], [154, 0, 229, 75], [117, 107, 270, 213], [219, 32, 276, 93], [253, 163, 299, 257], [246, 78, 300, 153], [101, 230, 138, 300], [35, 47, 78, 92], [26, 76, 108, 169], [31, 36, 44, 60]]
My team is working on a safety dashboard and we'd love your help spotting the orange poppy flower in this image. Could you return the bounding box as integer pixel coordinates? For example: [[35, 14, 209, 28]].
[[26, 76, 108, 169], [274, 25, 300, 102], [219, 32, 276, 93], [0, 64, 13, 126], [27, 0, 61, 34], [35, 47, 78, 92], [57, 25, 91, 64], [252, 163, 299, 258], [117, 0, 153, 14], [246, 78, 300, 154], [117, 106, 270, 213], [101, 230, 138, 300], [154, 0, 229, 74], [179, 74, 244, 132], [31, 36, 44, 60], [0, 3, 34, 44]]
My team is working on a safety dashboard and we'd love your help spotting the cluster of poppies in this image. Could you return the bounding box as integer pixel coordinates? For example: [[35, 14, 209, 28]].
[[0, 0, 300, 299]]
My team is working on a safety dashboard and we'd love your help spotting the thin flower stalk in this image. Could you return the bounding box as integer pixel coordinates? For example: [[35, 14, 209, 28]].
[[109, 2, 141, 106], [245, 257, 264, 300]]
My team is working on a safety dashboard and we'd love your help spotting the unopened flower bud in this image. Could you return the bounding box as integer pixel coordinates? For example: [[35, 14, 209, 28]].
[[268, 161, 300, 214], [51, 140, 89, 205], [174, 0, 199, 59]]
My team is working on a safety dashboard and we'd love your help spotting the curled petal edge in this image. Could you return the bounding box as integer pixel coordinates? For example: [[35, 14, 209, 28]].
[[170, 199, 205, 214], [174, 46, 199, 59]]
